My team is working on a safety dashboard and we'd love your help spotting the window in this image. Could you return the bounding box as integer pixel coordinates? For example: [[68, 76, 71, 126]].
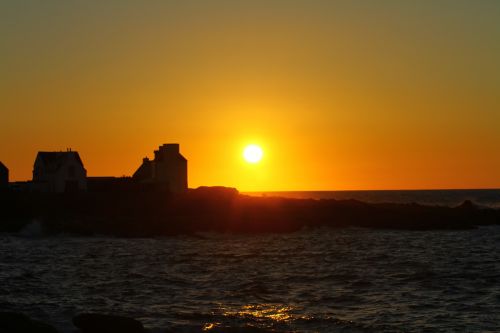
[[68, 165, 76, 178]]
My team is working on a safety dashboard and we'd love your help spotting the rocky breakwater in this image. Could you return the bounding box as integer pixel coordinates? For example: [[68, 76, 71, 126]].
[[0, 312, 58, 333], [0, 312, 145, 333], [1, 187, 499, 236], [73, 313, 145, 333], [0, 312, 278, 333]]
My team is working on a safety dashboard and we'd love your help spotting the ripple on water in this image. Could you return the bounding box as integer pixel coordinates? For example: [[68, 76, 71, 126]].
[[1, 226, 500, 332]]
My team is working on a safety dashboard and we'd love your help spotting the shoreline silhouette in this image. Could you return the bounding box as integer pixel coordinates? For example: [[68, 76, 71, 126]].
[[1, 186, 499, 236], [2, 145, 499, 236]]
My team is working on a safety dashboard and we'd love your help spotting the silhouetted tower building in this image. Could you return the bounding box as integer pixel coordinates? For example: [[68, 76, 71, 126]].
[[32, 150, 87, 192], [133, 144, 187, 193], [0, 161, 8, 189]]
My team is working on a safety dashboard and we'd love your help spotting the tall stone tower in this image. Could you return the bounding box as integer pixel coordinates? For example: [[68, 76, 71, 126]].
[[133, 144, 188, 193]]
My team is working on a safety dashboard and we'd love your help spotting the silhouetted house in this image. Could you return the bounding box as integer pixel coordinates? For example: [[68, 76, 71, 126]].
[[87, 176, 143, 193], [0, 161, 8, 189], [133, 144, 187, 193], [32, 150, 87, 193], [9, 181, 31, 192]]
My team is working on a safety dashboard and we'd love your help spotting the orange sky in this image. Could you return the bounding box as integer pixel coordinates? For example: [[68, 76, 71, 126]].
[[1, 1, 500, 191]]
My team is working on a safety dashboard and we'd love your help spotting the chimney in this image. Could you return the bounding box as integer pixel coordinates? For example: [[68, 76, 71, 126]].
[[164, 143, 180, 153]]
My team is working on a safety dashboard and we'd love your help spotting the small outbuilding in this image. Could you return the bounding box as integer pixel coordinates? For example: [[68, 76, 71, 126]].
[[32, 150, 87, 193], [0, 161, 8, 189], [133, 144, 187, 193]]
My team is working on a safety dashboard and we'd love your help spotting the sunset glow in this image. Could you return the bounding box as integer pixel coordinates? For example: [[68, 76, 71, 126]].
[[1, 2, 500, 191], [3, 3, 500, 333], [243, 145, 263, 164]]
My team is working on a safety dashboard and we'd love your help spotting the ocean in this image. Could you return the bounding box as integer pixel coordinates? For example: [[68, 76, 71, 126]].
[[1, 189, 500, 332], [244, 189, 500, 208]]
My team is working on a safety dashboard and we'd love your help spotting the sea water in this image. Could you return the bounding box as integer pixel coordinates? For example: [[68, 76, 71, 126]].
[[245, 189, 500, 208], [1, 190, 500, 332]]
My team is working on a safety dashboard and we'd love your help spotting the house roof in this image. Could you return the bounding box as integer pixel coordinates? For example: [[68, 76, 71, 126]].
[[36, 152, 84, 172], [0, 161, 7, 172], [154, 144, 187, 162]]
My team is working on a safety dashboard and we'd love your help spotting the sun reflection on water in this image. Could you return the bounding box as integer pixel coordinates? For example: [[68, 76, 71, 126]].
[[203, 304, 295, 331], [229, 304, 293, 321], [202, 322, 221, 331]]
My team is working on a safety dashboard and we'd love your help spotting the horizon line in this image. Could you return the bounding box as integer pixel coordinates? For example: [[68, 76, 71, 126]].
[[242, 187, 500, 193]]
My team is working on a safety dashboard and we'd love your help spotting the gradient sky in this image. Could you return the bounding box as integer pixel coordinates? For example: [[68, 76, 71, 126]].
[[1, 1, 499, 191]]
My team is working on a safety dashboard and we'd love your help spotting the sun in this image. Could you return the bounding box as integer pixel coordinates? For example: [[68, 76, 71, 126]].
[[243, 144, 263, 164]]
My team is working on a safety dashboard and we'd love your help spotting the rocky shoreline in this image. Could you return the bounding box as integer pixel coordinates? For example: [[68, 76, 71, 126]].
[[1, 187, 499, 236], [0, 312, 278, 333], [0, 312, 147, 333]]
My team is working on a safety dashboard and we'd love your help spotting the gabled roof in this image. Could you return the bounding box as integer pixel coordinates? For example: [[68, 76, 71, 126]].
[[36, 152, 84, 172], [0, 161, 7, 171], [177, 153, 187, 162]]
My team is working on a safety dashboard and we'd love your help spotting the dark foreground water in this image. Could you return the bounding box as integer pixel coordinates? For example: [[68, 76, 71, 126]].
[[1, 226, 500, 332]]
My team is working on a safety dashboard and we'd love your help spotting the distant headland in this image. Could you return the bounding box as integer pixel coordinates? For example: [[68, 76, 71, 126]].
[[1, 144, 499, 235]]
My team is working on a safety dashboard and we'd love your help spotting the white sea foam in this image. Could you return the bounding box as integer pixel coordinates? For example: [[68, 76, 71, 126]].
[[18, 220, 44, 237]]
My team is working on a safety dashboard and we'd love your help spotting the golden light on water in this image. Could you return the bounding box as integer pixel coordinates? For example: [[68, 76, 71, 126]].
[[202, 322, 220, 331], [232, 304, 292, 321], [203, 304, 295, 331]]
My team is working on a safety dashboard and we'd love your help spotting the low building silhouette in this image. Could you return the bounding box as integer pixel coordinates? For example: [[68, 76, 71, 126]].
[[0, 161, 8, 190], [32, 150, 87, 193], [133, 144, 187, 193]]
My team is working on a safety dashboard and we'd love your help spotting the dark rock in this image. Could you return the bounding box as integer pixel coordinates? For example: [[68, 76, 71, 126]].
[[208, 326, 274, 333], [73, 313, 145, 333], [0, 312, 58, 333], [456, 200, 478, 210], [2, 190, 499, 235]]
